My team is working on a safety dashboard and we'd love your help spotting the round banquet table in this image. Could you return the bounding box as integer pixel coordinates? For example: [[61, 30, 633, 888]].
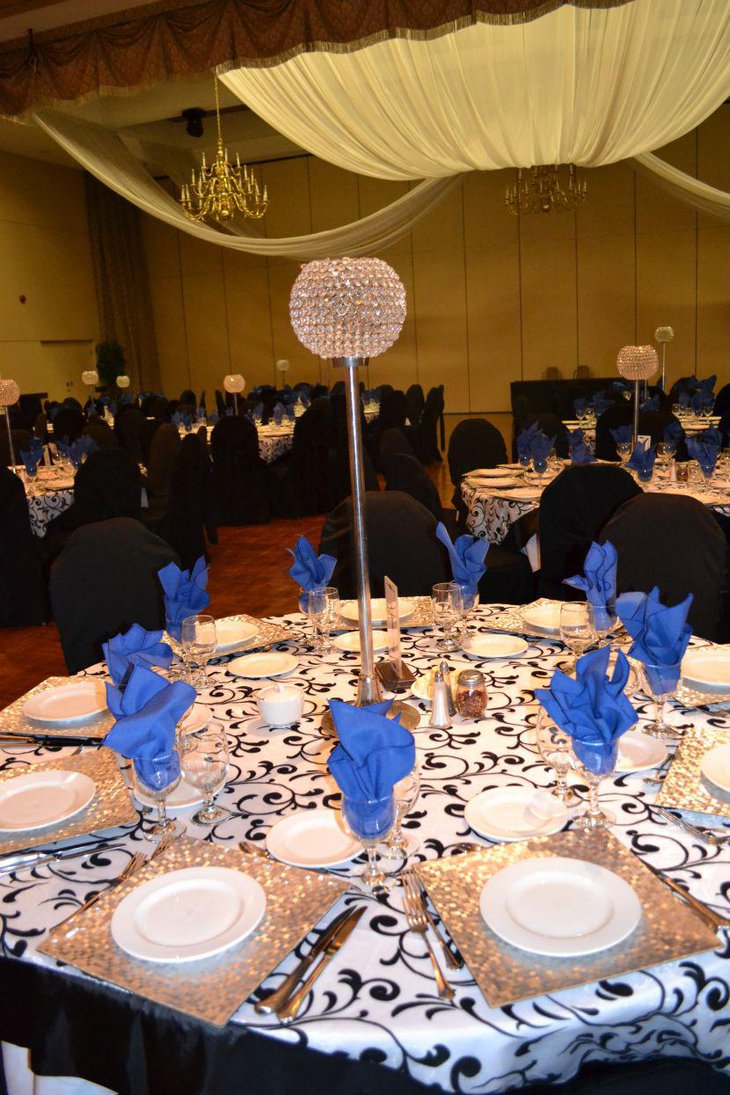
[[0, 605, 728, 1095], [22, 477, 74, 538], [177, 422, 295, 464]]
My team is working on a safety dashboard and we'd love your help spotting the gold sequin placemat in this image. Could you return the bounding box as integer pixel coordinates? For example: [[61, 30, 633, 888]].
[[416, 830, 717, 1009], [656, 726, 730, 819], [0, 676, 112, 740], [0, 748, 137, 854], [209, 614, 299, 657], [40, 837, 349, 1027]]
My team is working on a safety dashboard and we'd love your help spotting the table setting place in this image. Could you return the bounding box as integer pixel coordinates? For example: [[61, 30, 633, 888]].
[[0, 532, 729, 1089]]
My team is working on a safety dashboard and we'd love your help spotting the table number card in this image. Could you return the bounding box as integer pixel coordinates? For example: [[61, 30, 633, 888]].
[[384, 576, 403, 676]]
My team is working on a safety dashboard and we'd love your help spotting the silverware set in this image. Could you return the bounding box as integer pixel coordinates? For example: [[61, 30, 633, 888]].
[[654, 806, 730, 848], [640, 854, 730, 932], [402, 870, 456, 1000], [0, 837, 123, 876]]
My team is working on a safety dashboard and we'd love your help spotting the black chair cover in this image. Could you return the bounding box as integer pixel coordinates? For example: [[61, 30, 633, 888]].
[[160, 433, 209, 569], [0, 467, 45, 626], [0, 428, 31, 466], [713, 383, 730, 419], [538, 465, 641, 599], [405, 384, 425, 427], [599, 494, 728, 641], [594, 403, 633, 461], [410, 386, 443, 464], [379, 427, 416, 467], [50, 517, 179, 672], [52, 408, 85, 445], [84, 417, 119, 450], [210, 416, 270, 525], [384, 453, 443, 521], [114, 405, 146, 464], [146, 423, 181, 509], [448, 418, 507, 519]]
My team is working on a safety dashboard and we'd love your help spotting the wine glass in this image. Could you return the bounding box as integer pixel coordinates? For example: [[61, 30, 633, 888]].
[[518, 451, 532, 474], [532, 453, 549, 485], [655, 442, 673, 480], [307, 586, 338, 654], [559, 603, 594, 674], [457, 582, 479, 639], [180, 725, 230, 825], [342, 792, 396, 893], [640, 661, 682, 739], [431, 582, 462, 652], [535, 709, 579, 806], [379, 764, 421, 859], [132, 746, 181, 841], [616, 440, 632, 467], [180, 614, 217, 689], [586, 601, 616, 647], [567, 736, 617, 830]]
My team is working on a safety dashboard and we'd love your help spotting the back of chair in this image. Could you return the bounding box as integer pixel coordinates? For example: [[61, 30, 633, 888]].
[[84, 417, 119, 450], [384, 453, 443, 521], [411, 387, 443, 464], [379, 427, 416, 467], [210, 415, 270, 525], [0, 467, 45, 626], [448, 418, 507, 486], [50, 517, 178, 672], [74, 449, 142, 523], [161, 433, 208, 569], [147, 423, 181, 504], [51, 407, 85, 445], [538, 464, 641, 599], [600, 494, 727, 641], [115, 405, 146, 464], [594, 403, 633, 461], [405, 384, 425, 427]]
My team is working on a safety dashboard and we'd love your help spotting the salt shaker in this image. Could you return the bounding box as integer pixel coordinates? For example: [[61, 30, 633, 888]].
[[455, 670, 488, 719], [430, 668, 453, 729], [438, 660, 456, 716]]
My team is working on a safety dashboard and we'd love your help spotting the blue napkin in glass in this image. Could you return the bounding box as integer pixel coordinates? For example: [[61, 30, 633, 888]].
[[564, 540, 617, 630], [610, 425, 633, 447], [641, 394, 660, 412], [535, 646, 636, 776], [158, 556, 210, 641], [516, 422, 542, 460], [285, 406, 296, 421], [102, 624, 173, 687], [435, 521, 488, 604], [252, 402, 264, 423], [612, 380, 632, 393], [627, 443, 655, 477], [527, 430, 554, 465], [698, 374, 716, 393], [616, 586, 692, 693], [171, 411, 183, 427], [677, 391, 691, 409], [19, 447, 42, 476], [273, 402, 285, 425], [594, 391, 613, 417], [663, 420, 683, 444], [104, 664, 195, 759], [288, 535, 336, 611], [691, 389, 714, 414], [182, 412, 193, 431], [568, 428, 594, 465], [573, 397, 590, 416], [687, 434, 720, 474]]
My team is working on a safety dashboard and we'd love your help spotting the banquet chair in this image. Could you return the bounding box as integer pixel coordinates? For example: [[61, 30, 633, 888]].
[[384, 452, 444, 522], [0, 428, 31, 466], [83, 416, 118, 450], [114, 404, 146, 464], [713, 382, 730, 419], [538, 465, 641, 600], [405, 383, 425, 427], [379, 427, 417, 467], [210, 415, 270, 525], [410, 386, 444, 464], [594, 403, 633, 461], [599, 493, 728, 641], [146, 422, 181, 516], [51, 407, 85, 445], [50, 517, 179, 672], [448, 418, 507, 523], [155, 433, 211, 569], [0, 466, 46, 626]]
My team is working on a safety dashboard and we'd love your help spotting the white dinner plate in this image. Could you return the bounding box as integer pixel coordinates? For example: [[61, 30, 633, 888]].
[[480, 856, 642, 956], [520, 602, 562, 636], [681, 649, 730, 693], [215, 618, 259, 653], [111, 867, 266, 963], [616, 731, 667, 773], [464, 787, 568, 842], [226, 652, 298, 679], [333, 630, 389, 653], [339, 598, 415, 628], [467, 477, 520, 490], [462, 634, 528, 660], [266, 809, 361, 868], [134, 777, 204, 812], [411, 669, 462, 705], [701, 744, 730, 794], [468, 467, 522, 478], [0, 770, 96, 832], [494, 488, 541, 501], [23, 680, 107, 725]]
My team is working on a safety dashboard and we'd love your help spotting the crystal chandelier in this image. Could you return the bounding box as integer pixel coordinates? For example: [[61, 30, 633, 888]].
[[505, 165, 587, 215], [179, 77, 268, 224]]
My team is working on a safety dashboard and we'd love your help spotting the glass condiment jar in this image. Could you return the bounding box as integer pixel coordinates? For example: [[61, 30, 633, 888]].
[[455, 669, 488, 719]]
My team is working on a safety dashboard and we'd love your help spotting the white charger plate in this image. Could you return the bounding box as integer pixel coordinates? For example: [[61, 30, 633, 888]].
[[226, 652, 298, 679], [494, 488, 541, 501], [701, 744, 730, 794], [467, 477, 519, 490], [111, 866, 266, 963], [468, 467, 522, 478], [333, 630, 389, 654], [480, 856, 641, 957], [464, 787, 568, 842], [23, 680, 107, 725], [616, 731, 667, 773], [215, 618, 259, 653], [266, 809, 361, 868], [0, 770, 96, 832], [682, 649, 730, 693], [520, 602, 562, 636], [462, 634, 528, 660], [339, 598, 415, 628]]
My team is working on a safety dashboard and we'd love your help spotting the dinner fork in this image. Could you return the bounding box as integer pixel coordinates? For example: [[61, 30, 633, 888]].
[[401, 871, 455, 1000], [655, 807, 730, 847], [62, 851, 146, 937], [402, 870, 463, 970]]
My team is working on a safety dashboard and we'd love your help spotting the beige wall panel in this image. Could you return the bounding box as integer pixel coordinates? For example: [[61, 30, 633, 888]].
[[697, 228, 730, 380], [465, 245, 521, 413], [178, 231, 223, 277], [224, 253, 275, 388], [636, 130, 696, 235], [576, 161, 634, 240], [9, 341, 94, 402], [308, 159, 359, 231], [180, 270, 231, 396], [518, 202, 576, 247], [141, 214, 180, 276], [0, 152, 87, 234], [698, 109, 730, 233], [267, 259, 321, 384], [366, 254, 418, 391], [576, 232, 635, 375], [636, 231, 696, 375], [521, 236, 577, 380], [411, 184, 463, 255], [262, 159, 312, 239], [148, 275, 188, 394], [413, 247, 468, 411], [358, 176, 411, 259], [463, 169, 521, 249]]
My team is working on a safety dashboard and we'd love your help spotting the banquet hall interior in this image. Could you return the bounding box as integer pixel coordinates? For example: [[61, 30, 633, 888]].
[[0, 1, 729, 1094]]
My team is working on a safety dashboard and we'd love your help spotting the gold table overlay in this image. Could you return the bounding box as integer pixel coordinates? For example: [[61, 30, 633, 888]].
[[0, 675, 113, 740], [40, 836, 350, 1027], [657, 726, 730, 819], [416, 830, 718, 1008]]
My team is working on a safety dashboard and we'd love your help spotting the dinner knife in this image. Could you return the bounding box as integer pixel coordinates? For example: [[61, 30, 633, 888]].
[[0, 733, 104, 748], [641, 859, 730, 931], [275, 905, 366, 1023], [0, 839, 122, 875], [255, 904, 363, 1015]]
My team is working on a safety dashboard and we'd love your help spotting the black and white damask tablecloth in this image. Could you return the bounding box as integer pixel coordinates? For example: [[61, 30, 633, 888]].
[[1, 606, 729, 1094], [25, 485, 74, 538]]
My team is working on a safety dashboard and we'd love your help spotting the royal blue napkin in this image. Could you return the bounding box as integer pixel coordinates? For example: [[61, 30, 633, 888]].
[[616, 586, 692, 692], [677, 392, 691, 409], [252, 402, 264, 422], [273, 402, 285, 425], [627, 443, 655, 478], [535, 646, 636, 776], [171, 411, 183, 427], [104, 664, 195, 759], [698, 374, 716, 393], [158, 556, 210, 641], [641, 394, 660, 413], [568, 428, 595, 465], [610, 425, 633, 447], [19, 446, 42, 476], [527, 430, 554, 465], [288, 535, 336, 611], [594, 391, 613, 417], [663, 420, 683, 444], [328, 699, 415, 826], [573, 397, 590, 416], [516, 422, 542, 460], [687, 435, 720, 474], [564, 540, 617, 630], [691, 389, 714, 415], [102, 624, 173, 687], [435, 521, 488, 604]]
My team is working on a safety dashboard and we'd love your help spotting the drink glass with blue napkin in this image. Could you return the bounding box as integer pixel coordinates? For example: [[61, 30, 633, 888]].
[[19, 445, 43, 478], [662, 419, 683, 452], [616, 587, 692, 739], [102, 624, 174, 688], [568, 428, 595, 465], [610, 424, 633, 462], [288, 535, 336, 612], [573, 397, 590, 418], [273, 402, 286, 425], [328, 698, 415, 890], [527, 430, 555, 475], [691, 389, 715, 415], [516, 422, 542, 468], [535, 646, 637, 829], [627, 443, 655, 482], [158, 556, 210, 642], [435, 521, 488, 618], [640, 394, 660, 413], [564, 540, 617, 637], [687, 431, 721, 487], [594, 391, 614, 418]]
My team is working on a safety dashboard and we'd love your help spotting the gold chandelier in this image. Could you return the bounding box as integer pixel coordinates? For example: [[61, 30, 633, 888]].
[[180, 77, 269, 223], [505, 164, 587, 215]]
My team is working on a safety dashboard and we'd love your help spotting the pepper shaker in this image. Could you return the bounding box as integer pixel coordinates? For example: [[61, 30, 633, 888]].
[[430, 668, 453, 729], [455, 669, 488, 719]]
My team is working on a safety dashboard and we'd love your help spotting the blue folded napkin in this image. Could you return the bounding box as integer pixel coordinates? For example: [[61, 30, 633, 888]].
[[285, 406, 296, 421], [252, 402, 264, 422], [616, 586, 692, 693], [104, 664, 196, 760], [691, 389, 715, 415], [663, 420, 683, 444], [273, 402, 285, 425], [435, 521, 488, 605], [568, 428, 594, 465], [19, 446, 42, 476], [573, 397, 590, 416], [686, 435, 719, 474], [678, 392, 691, 409], [182, 412, 193, 430], [288, 535, 336, 611], [535, 646, 636, 776], [593, 391, 614, 418], [640, 394, 660, 412], [102, 624, 173, 687], [610, 425, 633, 447], [627, 443, 655, 478], [209, 411, 220, 424], [158, 556, 210, 641], [612, 380, 632, 393], [698, 374, 716, 393], [516, 422, 542, 460], [526, 430, 554, 467], [171, 411, 183, 427], [564, 540, 617, 631]]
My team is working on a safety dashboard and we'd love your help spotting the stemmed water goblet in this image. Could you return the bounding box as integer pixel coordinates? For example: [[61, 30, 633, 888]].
[[180, 724, 231, 825], [457, 583, 479, 640], [132, 746, 181, 841], [535, 709, 579, 806], [586, 601, 616, 648], [431, 582, 463, 652], [567, 736, 617, 830], [180, 614, 217, 689], [616, 440, 632, 467], [307, 586, 339, 654], [342, 791, 396, 893], [559, 603, 594, 674], [639, 661, 681, 739], [379, 764, 421, 859], [518, 451, 532, 474]]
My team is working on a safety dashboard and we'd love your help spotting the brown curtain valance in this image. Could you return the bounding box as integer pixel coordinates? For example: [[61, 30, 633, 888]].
[[0, 0, 632, 118]]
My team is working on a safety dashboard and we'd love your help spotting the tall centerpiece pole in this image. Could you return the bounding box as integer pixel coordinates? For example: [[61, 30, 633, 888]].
[[616, 345, 659, 446], [655, 326, 674, 392], [223, 373, 245, 415], [0, 378, 20, 472]]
